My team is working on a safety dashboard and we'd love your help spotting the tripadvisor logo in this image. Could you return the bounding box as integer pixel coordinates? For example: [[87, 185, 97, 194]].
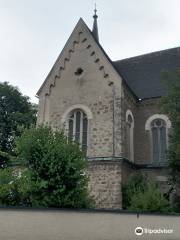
[[134, 226, 173, 236], [135, 227, 143, 236]]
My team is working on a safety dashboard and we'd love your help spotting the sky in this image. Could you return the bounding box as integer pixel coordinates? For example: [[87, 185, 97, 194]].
[[0, 0, 180, 103]]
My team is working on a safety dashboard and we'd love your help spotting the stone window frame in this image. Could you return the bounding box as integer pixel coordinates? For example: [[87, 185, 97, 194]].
[[68, 109, 88, 152], [125, 109, 134, 162], [145, 114, 171, 165], [61, 104, 93, 156]]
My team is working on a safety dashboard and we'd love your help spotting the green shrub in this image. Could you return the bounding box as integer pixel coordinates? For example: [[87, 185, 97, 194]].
[[122, 172, 171, 213], [129, 182, 171, 213], [122, 172, 147, 209], [0, 150, 11, 168], [0, 168, 31, 206], [15, 125, 92, 208]]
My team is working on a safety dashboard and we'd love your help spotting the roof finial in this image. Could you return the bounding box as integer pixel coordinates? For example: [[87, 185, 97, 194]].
[[92, 3, 99, 42], [94, 3, 97, 16]]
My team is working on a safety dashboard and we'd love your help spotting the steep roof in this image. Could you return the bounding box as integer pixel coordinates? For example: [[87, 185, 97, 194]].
[[113, 47, 180, 99], [37, 16, 180, 100]]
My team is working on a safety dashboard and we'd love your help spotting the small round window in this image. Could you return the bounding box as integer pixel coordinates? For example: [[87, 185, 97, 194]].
[[74, 68, 83, 76]]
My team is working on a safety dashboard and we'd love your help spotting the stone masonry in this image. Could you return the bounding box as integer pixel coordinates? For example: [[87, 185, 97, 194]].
[[36, 18, 171, 209], [87, 160, 122, 209]]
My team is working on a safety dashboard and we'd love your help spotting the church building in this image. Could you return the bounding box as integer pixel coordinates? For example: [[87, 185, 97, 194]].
[[36, 10, 180, 209]]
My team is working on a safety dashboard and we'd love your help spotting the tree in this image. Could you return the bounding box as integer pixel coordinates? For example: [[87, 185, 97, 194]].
[[0, 82, 37, 166], [160, 70, 180, 212], [160, 71, 180, 187], [15, 125, 92, 208]]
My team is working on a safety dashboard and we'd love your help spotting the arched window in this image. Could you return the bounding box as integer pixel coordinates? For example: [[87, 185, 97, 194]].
[[151, 119, 167, 163], [68, 109, 88, 153], [61, 104, 93, 156], [145, 114, 171, 164], [125, 110, 134, 162]]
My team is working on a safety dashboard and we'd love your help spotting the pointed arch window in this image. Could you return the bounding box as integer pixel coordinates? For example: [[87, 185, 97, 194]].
[[151, 119, 167, 163], [145, 114, 171, 165], [68, 109, 88, 153]]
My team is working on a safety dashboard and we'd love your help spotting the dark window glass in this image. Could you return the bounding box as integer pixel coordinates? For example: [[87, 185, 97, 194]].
[[68, 110, 88, 154], [75, 111, 81, 142], [151, 119, 167, 163], [160, 126, 167, 161], [152, 127, 159, 162], [68, 119, 73, 140], [82, 117, 88, 153], [128, 114, 133, 123]]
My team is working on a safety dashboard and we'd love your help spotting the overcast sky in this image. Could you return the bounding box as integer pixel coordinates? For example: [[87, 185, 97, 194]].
[[0, 0, 180, 103]]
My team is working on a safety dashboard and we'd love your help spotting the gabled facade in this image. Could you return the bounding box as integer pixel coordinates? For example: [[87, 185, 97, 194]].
[[37, 13, 180, 209], [37, 17, 125, 159]]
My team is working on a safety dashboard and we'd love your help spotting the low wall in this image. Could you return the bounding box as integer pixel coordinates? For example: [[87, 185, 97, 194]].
[[0, 208, 179, 240]]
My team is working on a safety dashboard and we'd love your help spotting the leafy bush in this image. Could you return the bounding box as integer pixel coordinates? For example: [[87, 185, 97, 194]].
[[0, 150, 11, 168], [122, 172, 147, 209], [123, 172, 171, 213], [0, 168, 31, 206], [171, 193, 180, 213], [15, 125, 92, 208], [129, 182, 170, 213]]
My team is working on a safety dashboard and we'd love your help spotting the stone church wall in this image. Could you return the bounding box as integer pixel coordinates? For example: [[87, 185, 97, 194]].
[[141, 167, 170, 193], [121, 84, 137, 160], [87, 160, 122, 209], [135, 98, 161, 165], [37, 21, 123, 159], [120, 85, 163, 165], [87, 159, 169, 209], [36, 19, 171, 210]]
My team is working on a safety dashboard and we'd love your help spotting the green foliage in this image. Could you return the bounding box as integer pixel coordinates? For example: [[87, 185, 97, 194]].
[[0, 82, 37, 160], [122, 172, 147, 209], [171, 194, 180, 213], [160, 70, 180, 212], [15, 125, 92, 208], [129, 182, 170, 213], [123, 173, 170, 213], [0, 150, 11, 168], [160, 70, 180, 187], [0, 168, 32, 206]]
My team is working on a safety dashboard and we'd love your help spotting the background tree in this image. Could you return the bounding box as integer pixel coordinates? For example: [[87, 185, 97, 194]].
[[14, 125, 92, 208], [0, 82, 37, 166], [160, 70, 180, 212], [161, 71, 180, 187]]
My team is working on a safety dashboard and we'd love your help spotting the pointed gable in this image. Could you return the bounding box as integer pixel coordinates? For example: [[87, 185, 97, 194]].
[[36, 18, 122, 97]]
